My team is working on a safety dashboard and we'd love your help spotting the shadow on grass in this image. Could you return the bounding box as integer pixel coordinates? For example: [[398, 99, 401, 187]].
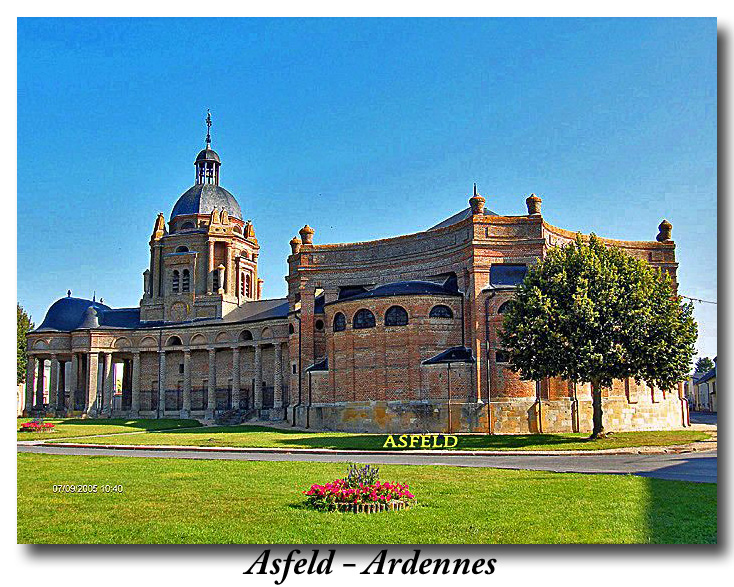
[[141, 424, 595, 450], [29, 418, 202, 431]]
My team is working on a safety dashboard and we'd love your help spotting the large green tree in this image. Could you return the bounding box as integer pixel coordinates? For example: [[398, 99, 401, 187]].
[[695, 357, 715, 374], [500, 234, 697, 438], [17, 303, 34, 385]]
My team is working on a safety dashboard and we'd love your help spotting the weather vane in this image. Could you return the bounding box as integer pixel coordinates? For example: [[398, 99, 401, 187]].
[[205, 109, 212, 148]]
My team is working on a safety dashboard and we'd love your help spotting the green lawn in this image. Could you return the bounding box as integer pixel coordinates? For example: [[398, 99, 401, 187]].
[[44, 423, 709, 451], [17, 418, 202, 441], [17, 453, 716, 544]]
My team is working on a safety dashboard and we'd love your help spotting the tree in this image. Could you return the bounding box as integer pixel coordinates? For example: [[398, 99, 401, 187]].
[[17, 303, 34, 385], [500, 234, 697, 439], [695, 357, 714, 374]]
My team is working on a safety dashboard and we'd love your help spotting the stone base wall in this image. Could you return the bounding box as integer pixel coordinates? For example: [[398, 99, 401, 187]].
[[291, 394, 687, 434]]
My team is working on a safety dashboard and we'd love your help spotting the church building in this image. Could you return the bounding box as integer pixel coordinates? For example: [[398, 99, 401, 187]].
[[24, 117, 690, 433]]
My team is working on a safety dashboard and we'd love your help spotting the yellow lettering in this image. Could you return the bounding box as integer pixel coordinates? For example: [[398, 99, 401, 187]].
[[444, 435, 458, 448], [409, 435, 420, 448], [383, 435, 396, 448], [433, 434, 444, 448], [397, 435, 408, 448], [420, 435, 430, 449]]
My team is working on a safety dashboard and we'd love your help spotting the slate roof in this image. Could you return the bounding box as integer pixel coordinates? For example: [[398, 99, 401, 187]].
[[332, 279, 460, 304], [306, 357, 329, 372], [697, 365, 717, 385], [195, 148, 221, 163], [170, 183, 242, 220], [34, 296, 289, 333], [422, 346, 475, 365], [428, 206, 498, 231]]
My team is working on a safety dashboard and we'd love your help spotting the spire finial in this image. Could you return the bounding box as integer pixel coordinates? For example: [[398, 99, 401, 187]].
[[93, 291, 96, 302], [205, 109, 212, 148], [473, 183, 478, 197], [67, 289, 71, 298]]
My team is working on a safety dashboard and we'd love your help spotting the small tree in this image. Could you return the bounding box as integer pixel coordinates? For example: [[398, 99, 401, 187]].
[[17, 303, 34, 385], [695, 357, 714, 374], [500, 234, 697, 439]]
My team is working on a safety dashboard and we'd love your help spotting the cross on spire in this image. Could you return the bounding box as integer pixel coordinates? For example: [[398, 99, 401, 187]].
[[205, 109, 212, 148]]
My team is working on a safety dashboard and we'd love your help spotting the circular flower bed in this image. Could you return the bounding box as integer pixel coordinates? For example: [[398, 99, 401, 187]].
[[19, 419, 55, 433], [304, 464, 416, 513]]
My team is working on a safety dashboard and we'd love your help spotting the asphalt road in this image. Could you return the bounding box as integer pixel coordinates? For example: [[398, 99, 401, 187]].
[[18, 444, 717, 483]]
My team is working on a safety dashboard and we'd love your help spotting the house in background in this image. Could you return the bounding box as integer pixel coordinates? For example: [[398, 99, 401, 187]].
[[693, 357, 717, 412]]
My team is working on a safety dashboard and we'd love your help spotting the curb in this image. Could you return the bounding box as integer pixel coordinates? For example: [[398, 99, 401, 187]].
[[25, 440, 716, 457]]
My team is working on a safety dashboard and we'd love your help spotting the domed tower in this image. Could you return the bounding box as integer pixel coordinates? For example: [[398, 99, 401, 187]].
[[140, 111, 261, 323]]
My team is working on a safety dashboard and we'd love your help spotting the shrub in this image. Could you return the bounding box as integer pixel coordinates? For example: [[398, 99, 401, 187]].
[[344, 463, 380, 488]]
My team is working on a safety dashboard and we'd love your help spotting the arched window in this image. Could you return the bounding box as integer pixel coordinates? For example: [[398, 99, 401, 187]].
[[315, 319, 324, 331], [429, 305, 453, 319], [166, 335, 183, 347], [182, 269, 190, 292], [240, 330, 253, 341], [245, 274, 251, 298], [333, 313, 346, 332], [213, 270, 219, 291], [353, 309, 376, 329], [176, 246, 189, 253], [172, 270, 180, 294], [288, 324, 295, 335], [180, 221, 195, 230], [385, 305, 408, 326], [497, 301, 514, 314], [240, 273, 245, 297]]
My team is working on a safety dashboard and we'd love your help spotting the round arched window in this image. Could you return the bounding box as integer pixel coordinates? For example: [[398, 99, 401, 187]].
[[176, 246, 189, 253], [180, 221, 195, 230], [429, 305, 453, 319], [333, 313, 346, 332], [288, 323, 295, 335], [240, 330, 253, 341], [353, 309, 376, 329], [315, 319, 324, 331], [166, 335, 183, 346], [385, 305, 408, 326]]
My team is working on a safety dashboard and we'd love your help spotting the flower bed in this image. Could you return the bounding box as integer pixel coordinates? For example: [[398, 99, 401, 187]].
[[304, 464, 416, 513], [19, 419, 55, 433]]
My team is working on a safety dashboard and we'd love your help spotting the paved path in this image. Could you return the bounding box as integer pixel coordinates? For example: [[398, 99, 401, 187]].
[[18, 444, 717, 483]]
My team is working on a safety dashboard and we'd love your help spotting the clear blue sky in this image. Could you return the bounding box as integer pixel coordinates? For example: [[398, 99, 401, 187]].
[[17, 17, 717, 361]]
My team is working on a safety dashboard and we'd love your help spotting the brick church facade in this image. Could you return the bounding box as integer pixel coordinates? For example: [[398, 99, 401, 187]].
[[24, 125, 690, 433]]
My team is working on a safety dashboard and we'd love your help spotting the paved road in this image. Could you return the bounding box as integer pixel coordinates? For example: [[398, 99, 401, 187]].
[[18, 444, 717, 483]]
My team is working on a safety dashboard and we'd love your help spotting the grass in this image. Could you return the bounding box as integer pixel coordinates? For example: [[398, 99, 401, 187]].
[[17, 418, 202, 441], [17, 453, 716, 544], [43, 423, 710, 451]]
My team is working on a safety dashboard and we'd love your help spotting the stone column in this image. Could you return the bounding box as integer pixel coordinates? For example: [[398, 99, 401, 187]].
[[158, 350, 166, 416], [207, 241, 214, 294], [232, 346, 240, 410], [131, 351, 141, 415], [58, 360, 67, 410], [49, 355, 59, 411], [25, 356, 35, 413], [182, 349, 191, 417], [85, 352, 100, 416], [254, 345, 263, 410], [273, 343, 283, 409], [207, 348, 216, 414], [152, 245, 162, 298], [36, 357, 46, 408], [68, 354, 77, 411], [103, 352, 114, 416], [226, 244, 233, 294]]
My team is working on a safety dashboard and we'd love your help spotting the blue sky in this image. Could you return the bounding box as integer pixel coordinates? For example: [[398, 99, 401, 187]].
[[17, 17, 717, 360]]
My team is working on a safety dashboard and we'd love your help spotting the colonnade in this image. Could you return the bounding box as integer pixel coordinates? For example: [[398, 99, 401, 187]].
[[24, 341, 285, 418]]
